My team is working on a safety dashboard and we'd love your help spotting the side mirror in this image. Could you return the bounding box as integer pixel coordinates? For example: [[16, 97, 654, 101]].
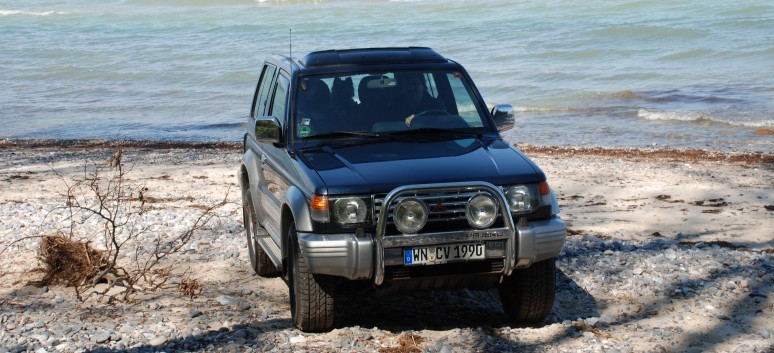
[[491, 104, 515, 132], [254, 116, 283, 146]]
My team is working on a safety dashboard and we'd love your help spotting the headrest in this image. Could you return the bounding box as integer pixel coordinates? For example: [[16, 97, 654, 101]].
[[358, 75, 391, 104], [299, 78, 330, 112]]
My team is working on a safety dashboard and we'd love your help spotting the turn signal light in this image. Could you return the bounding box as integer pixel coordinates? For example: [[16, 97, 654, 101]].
[[538, 181, 550, 196], [310, 194, 330, 222], [311, 194, 329, 210]]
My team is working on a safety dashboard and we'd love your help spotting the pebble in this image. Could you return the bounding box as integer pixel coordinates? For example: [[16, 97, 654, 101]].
[[149, 337, 168, 346], [92, 333, 111, 344], [17, 286, 48, 296], [0, 289, 16, 299], [585, 317, 599, 327], [289, 335, 306, 344], [216, 295, 239, 305]]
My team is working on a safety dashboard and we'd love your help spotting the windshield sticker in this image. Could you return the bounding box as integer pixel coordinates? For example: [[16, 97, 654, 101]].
[[302, 118, 311, 126], [298, 125, 311, 137], [453, 72, 462, 79]]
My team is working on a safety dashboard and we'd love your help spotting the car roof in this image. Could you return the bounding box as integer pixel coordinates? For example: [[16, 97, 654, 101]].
[[268, 47, 460, 76], [301, 47, 447, 68]]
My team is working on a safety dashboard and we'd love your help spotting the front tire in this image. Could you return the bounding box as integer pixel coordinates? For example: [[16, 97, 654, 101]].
[[287, 222, 336, 332], [499, 258, 557, 323], [243, 193, 279, 277]]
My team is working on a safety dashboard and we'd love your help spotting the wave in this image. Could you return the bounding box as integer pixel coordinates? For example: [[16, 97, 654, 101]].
[[589, 25, 706, 40], [642, 90, 744, 104], [198, 122, 245, 130], [512, 104, 774, 129], [514, 106, 568, 113], [0, 10, 69, 16], [514, 105, 633, 114], [637, 109, 774, 128], [584, 89, 746, 104]]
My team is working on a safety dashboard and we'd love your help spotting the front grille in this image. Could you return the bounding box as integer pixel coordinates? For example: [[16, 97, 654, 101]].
[[373, 189, 505, 234], [387, 259, 505, 280]]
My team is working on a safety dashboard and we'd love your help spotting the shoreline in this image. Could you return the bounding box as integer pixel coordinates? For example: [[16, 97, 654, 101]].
[[2, 138, 772, 166]]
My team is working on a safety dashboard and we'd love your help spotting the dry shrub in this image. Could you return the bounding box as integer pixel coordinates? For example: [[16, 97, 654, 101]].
[[10, 147, 228, 302], [35, 235, 109, 286], [179, 276, 203, 298], [379, 333, 424, 353]]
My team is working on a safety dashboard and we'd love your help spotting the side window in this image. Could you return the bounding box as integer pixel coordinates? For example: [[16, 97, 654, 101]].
[[423, 73, 438, 98], [252, 64, 277, 118], [269, 74, 290, 127], [447, 73, 484, 127]]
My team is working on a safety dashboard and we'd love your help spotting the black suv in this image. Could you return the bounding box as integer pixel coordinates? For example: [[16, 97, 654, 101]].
[[238, 47, 566, 331]]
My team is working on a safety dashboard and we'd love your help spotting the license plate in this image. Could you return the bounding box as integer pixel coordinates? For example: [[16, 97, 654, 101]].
[[404, 243, 485, 265]]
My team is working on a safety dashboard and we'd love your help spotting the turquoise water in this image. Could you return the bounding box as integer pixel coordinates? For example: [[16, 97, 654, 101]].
[[1, 0, 772, 152]]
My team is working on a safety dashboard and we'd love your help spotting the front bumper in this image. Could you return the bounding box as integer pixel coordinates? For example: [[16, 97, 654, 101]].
[[298, 215, 566, 282]]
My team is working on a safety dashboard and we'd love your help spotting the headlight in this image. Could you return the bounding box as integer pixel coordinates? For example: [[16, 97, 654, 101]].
[[505, 185, 533, 213], [466, 193, 498, 229], [332, 197, 367, 224], [393, 198, 428, 234]]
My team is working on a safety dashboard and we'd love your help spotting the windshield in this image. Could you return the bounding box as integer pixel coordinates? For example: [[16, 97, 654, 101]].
[[294, 70, 490, 139]]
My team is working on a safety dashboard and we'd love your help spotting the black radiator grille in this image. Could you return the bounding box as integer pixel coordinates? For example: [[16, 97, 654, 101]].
[[387, 259, 505, 280]]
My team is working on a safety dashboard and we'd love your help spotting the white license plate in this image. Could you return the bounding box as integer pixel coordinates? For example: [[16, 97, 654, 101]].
[[404, 243, 485, 265]]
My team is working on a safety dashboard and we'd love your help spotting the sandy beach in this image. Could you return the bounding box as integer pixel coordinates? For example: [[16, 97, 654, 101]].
[[1, 140, 772, 352]]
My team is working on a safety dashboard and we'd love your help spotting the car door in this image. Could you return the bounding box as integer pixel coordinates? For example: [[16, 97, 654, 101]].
[[248, 63, 277, 224], [258, 72, 291, 241]]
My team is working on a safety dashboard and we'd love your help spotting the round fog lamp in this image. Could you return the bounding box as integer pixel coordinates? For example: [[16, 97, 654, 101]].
[[466, 194, 498, 229], [333, 198, 367, 224], [393, 198, 428, 234]]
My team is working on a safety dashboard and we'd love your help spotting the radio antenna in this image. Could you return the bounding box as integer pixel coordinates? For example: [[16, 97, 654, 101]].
[[289, 29, 292, 59]]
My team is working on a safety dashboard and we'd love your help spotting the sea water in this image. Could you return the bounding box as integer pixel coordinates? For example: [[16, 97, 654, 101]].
[[1, 0, 772, 153]]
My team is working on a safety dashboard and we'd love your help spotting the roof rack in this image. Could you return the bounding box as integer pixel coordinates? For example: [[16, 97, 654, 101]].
[[301, 47, 446, 68]]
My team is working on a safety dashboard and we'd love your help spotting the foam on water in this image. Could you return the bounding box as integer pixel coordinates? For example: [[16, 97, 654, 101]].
[[0, 10, 70, 16], [638, 110, 774, 129]]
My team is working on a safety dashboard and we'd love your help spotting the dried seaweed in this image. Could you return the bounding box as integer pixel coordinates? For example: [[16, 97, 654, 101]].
[[34, 235, 109, 287]]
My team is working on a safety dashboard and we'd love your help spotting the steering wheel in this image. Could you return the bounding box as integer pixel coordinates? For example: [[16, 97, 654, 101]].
[[414, 109, 450, 118], [406, 109, 449, 127]]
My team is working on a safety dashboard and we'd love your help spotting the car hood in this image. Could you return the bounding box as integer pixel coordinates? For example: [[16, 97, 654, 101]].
[[298, 138, 544, 195]]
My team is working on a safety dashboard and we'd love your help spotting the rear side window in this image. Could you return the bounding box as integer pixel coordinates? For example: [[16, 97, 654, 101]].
[[252, 64, 277, 118], [269, 75, 290, 126]]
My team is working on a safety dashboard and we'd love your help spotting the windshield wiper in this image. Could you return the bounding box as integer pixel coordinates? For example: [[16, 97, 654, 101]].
[[305, 131, 385, 140], [385, 128, 482, 139]]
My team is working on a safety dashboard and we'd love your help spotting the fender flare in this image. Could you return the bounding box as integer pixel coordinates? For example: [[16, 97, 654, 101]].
[[241, 150, 265, 220], [284, 186, 313, 232]]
